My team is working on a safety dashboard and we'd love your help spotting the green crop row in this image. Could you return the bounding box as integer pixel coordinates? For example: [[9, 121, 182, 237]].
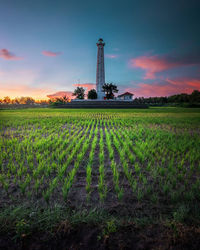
[[0, 108, 200, 208]]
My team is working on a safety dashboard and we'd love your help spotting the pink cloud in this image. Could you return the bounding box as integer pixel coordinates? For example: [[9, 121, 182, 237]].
[[42, 51, 62, 57], [47, 91, 73, 99], [0, 49, 23, 60], [105, 54, 118, 59], [129, 55, 178, 79], [124, 78, 200, 97], [166, 78, 200, 89], [129, 53, 200, 79], [47, 84, 96, 100]]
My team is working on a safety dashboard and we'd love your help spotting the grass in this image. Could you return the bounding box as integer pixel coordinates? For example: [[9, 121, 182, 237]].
[[0, 204, 113, 239]]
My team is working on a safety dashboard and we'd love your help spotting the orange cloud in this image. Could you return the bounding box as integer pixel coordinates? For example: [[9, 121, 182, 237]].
[[124, 78, 200, 97], [42, 51, 62, 57], [0, 49, 23, 60]]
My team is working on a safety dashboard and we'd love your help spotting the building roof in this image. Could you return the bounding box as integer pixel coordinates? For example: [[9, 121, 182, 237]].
[[118, 92, 134, 97]]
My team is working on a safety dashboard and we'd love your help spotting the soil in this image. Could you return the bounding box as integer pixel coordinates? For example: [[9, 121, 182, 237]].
[[1, 223, 200, 250]]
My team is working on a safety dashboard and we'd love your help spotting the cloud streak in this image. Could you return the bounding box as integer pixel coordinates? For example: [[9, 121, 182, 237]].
[[42, 51, 62, 57], [105, 54, 118, 59], [129, 52, 200, 79], [0, 49, 23, 60]]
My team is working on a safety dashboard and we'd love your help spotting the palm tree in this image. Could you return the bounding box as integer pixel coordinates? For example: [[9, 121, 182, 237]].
[[102, 83, 118, 99]]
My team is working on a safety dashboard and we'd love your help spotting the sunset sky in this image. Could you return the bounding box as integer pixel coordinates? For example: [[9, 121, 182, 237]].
[[0, 0, 200, 99]]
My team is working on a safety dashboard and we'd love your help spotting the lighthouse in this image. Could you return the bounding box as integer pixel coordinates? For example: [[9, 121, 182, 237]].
[[96, 38, 105, 99]]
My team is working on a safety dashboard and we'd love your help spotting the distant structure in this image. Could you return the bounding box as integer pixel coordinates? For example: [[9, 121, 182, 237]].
[[117, 92, 134, 100], [96, 38, 105, 99]]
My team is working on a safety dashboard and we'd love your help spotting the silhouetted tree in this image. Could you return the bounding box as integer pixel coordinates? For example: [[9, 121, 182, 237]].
[[36, 99, 49, 105], [24, 97, 35, 104], [63, 95, 70, 103], [52, 95, 70, 105], [87, 89, 97, 99], [12, 98, 20, 104], [3, 96, 11, 104], [17, 97, 35, 104], [73, 87, 85, 99], [190, 90, 200, 103], [102, 83, 118, 99]]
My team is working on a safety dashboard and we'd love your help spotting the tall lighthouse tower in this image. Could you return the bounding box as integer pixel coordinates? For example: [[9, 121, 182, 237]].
[[96, 38, 105, 99]]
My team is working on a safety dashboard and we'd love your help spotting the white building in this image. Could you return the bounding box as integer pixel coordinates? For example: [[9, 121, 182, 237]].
[[117, 92, 134, 100]]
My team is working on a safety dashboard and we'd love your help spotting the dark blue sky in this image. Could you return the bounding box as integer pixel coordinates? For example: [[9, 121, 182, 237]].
[[0, 0, 200, 98]]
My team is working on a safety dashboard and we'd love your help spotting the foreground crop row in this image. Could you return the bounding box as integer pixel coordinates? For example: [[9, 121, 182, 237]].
[[0, 109, 200, 209]]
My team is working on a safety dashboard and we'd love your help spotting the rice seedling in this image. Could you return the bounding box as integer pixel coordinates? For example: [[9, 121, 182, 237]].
[[0, 107, 199, 214]]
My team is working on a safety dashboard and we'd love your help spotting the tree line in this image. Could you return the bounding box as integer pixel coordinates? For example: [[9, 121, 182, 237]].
[[1, 86, 200, 106], [0, 96, 49, 105], [132, 90, 200, 106]]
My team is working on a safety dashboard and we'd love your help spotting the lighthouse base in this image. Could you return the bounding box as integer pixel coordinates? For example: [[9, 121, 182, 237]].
[[97, 91, 105, 100]]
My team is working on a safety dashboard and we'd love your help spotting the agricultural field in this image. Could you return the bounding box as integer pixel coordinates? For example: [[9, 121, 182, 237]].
[[0, 107, 200, 249]]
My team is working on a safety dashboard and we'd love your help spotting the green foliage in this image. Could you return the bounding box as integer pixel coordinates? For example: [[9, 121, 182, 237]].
[[103, 219, 117, 236], [102, 83, 118, 99], [133, 89, 200, 106], [173, 204, 190, 222], [50, 95, 70, 106], [87, 89, 97, 99], [72, 87, 85, 99]]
